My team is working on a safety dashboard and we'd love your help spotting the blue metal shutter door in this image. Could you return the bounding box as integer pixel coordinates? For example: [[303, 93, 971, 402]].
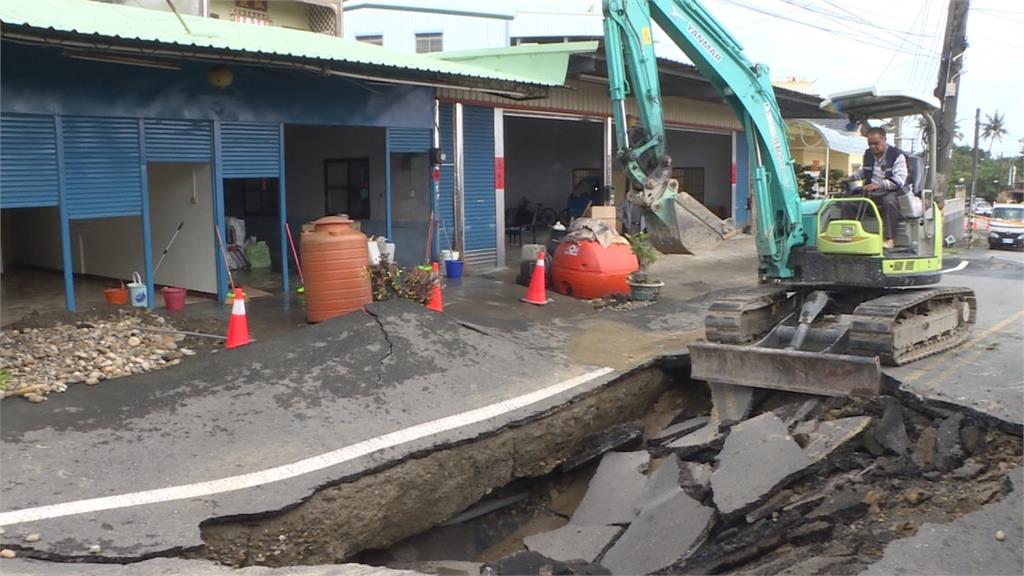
[[62, 117, 142, 219], [387, 128, 432, 153], [220, 122, 280, 177], [462, 106, 496, 267], [1, 113, 60, 209], [144, 119, 212, 162]]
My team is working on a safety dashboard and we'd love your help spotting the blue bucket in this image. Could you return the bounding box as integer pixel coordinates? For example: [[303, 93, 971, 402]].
[[445, 259, 463, 279]]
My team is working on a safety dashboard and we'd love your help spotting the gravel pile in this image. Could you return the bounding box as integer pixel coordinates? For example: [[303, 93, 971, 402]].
[[0, 311, 197, 403]]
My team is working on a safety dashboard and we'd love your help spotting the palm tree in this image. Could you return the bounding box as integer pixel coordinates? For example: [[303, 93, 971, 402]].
[[981, 111, 1008, 154]]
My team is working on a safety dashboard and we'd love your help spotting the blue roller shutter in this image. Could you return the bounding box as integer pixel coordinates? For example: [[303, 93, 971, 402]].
[[220, 122, 280, 178], [388, 127, 432, 153], [62, 117, 142, 219], [144, 119, 212, 162], [437, 104, 455, 253], [462, 106, 496, 267], [0, 113, 59, 208]]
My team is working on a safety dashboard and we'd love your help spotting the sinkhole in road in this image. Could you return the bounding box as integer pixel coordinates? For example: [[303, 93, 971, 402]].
[[196, 359, 1022, 575]]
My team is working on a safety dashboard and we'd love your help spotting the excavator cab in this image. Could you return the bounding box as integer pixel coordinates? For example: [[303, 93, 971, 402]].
[[814, 89, 942, 267]]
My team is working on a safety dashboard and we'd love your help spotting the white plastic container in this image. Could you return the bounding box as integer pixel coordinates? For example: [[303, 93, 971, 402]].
[[127, 272, 147, 308]]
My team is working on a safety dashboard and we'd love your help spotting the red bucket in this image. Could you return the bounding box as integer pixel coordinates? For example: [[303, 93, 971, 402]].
[[161, 287, 187, 311], [104, 287, 129, 305]]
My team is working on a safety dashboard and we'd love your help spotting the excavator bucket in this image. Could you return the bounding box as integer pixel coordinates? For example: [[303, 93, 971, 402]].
[[688, 341, 883, 397], [644, 179, 736, 254]]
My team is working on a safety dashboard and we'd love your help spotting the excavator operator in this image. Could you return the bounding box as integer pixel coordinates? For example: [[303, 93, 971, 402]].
[[841, 126, 908, 249]]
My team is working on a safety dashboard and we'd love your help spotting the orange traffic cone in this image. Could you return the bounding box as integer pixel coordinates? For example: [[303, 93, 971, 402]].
[[521, 251, 552, 306], [426, 262, 444, 313], [225, 287, 250, 349]]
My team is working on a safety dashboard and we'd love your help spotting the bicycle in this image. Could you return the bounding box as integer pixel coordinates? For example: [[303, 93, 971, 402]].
[[534, 202, 570, 228]]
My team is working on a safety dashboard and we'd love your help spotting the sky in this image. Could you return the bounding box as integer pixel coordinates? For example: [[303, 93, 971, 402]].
[[662, 0, 1023, 157], [506, 0, 1022, 158]]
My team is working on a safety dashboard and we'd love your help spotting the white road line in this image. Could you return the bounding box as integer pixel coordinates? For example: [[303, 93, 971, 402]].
[[0, 367, 615, 527]]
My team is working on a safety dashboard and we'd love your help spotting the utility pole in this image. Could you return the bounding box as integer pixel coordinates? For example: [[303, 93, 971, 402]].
[[968, 108, 980, 246], [933, 0, 971, 200]]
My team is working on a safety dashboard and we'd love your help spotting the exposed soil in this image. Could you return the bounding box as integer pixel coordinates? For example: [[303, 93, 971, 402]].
[[196, 362, 695, 567], [348, 389, 1023, 576]]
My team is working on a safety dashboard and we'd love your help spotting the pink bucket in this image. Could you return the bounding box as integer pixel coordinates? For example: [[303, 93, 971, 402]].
[[161, 287, 187, 311]]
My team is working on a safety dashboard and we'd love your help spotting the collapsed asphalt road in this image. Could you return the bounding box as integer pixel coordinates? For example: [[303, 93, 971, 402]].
[[1, 241, 1021, 574], [0, 300, 614, 559]]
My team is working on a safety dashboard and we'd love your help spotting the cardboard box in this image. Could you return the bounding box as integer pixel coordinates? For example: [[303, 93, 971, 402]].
[[584, 205, 618, 231]]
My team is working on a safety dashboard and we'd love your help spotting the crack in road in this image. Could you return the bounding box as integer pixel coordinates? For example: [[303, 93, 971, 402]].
[[364, 308, 394, 387]]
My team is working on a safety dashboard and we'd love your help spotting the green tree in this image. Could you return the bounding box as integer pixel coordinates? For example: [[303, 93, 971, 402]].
[[917, 117, 962, 147], [981, 111, 1008, 154]]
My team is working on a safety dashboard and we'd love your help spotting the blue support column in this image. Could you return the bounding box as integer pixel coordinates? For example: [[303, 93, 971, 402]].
[[212, 120, 227, 302], [278, 124, 289, 295], [55, 116, 75, 312], [138, 119, 155, 309], [384, 128, 393, 239]]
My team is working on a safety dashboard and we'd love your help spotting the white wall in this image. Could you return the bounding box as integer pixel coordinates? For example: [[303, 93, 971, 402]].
[[1, 207, 146, 280], [69, 217, 145, 280], [343, 8, 507, 52], [148, 163, 216, 293]]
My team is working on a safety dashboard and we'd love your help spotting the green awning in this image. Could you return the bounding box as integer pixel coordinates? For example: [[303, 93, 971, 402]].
[[432, 42, 599, 87]]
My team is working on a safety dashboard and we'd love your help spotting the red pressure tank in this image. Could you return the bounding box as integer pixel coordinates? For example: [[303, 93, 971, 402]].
[[301, 215, 372, 323], [551, 240, 638, 299]]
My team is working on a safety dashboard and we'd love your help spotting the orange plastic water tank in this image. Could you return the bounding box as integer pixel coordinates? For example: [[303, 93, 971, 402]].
[[301, 216, 372, 323], [551, 240, 638, 299]]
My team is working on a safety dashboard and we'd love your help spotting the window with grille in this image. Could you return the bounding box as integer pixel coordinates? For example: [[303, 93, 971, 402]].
[[415, 33, 443, 53], [671, 167, 705, 203], [357, 35, 383, 46], [324, 158, 371, 220]]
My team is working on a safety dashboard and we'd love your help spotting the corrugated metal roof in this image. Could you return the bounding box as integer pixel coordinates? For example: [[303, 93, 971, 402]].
[[432, 41, 598, 87], [789, 119, 865, 155], [0, 0, 559, 87]]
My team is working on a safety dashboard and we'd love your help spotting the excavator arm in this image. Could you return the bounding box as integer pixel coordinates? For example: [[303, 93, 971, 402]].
[[603, 0, 804, 278]]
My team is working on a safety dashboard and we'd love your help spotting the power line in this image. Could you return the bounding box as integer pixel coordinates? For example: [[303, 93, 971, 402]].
[[717, 0, 940, 59], [876, 0, 930, 84], [776, 0, 940, 40], [972, 7, 1024, 26]]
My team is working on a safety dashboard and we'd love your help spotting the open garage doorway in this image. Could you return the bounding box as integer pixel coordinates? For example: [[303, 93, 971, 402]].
[[148, 163, 217, 296], [1, 206, 73, 325], [664, 128, 733, 219], [503, 115, 605, 266]]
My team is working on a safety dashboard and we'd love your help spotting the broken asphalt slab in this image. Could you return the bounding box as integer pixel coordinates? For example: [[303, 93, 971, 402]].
[[569, 451, 648, 526], [523, 524, 621, 564], [862, 466, 1023, 576], [711, 413, 811, 516], [600, 488, 714, 575], [0, 300, 614, 559]]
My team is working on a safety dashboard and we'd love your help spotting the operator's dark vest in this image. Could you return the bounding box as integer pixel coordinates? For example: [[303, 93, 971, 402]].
[[861, 145, 907, 192]]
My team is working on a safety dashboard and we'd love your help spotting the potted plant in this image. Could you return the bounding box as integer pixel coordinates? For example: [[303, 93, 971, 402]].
[[626, 231, 664, 302]]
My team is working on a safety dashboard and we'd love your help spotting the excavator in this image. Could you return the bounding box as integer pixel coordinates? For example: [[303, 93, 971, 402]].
[[602, 0, 975, 397]]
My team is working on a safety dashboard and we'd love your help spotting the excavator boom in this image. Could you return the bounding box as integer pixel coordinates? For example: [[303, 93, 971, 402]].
[[603, 0, 804, 274]]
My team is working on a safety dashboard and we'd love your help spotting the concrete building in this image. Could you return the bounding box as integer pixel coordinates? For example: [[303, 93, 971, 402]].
[[0, 0, 565, 311], [343, 1, 830, 266]]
